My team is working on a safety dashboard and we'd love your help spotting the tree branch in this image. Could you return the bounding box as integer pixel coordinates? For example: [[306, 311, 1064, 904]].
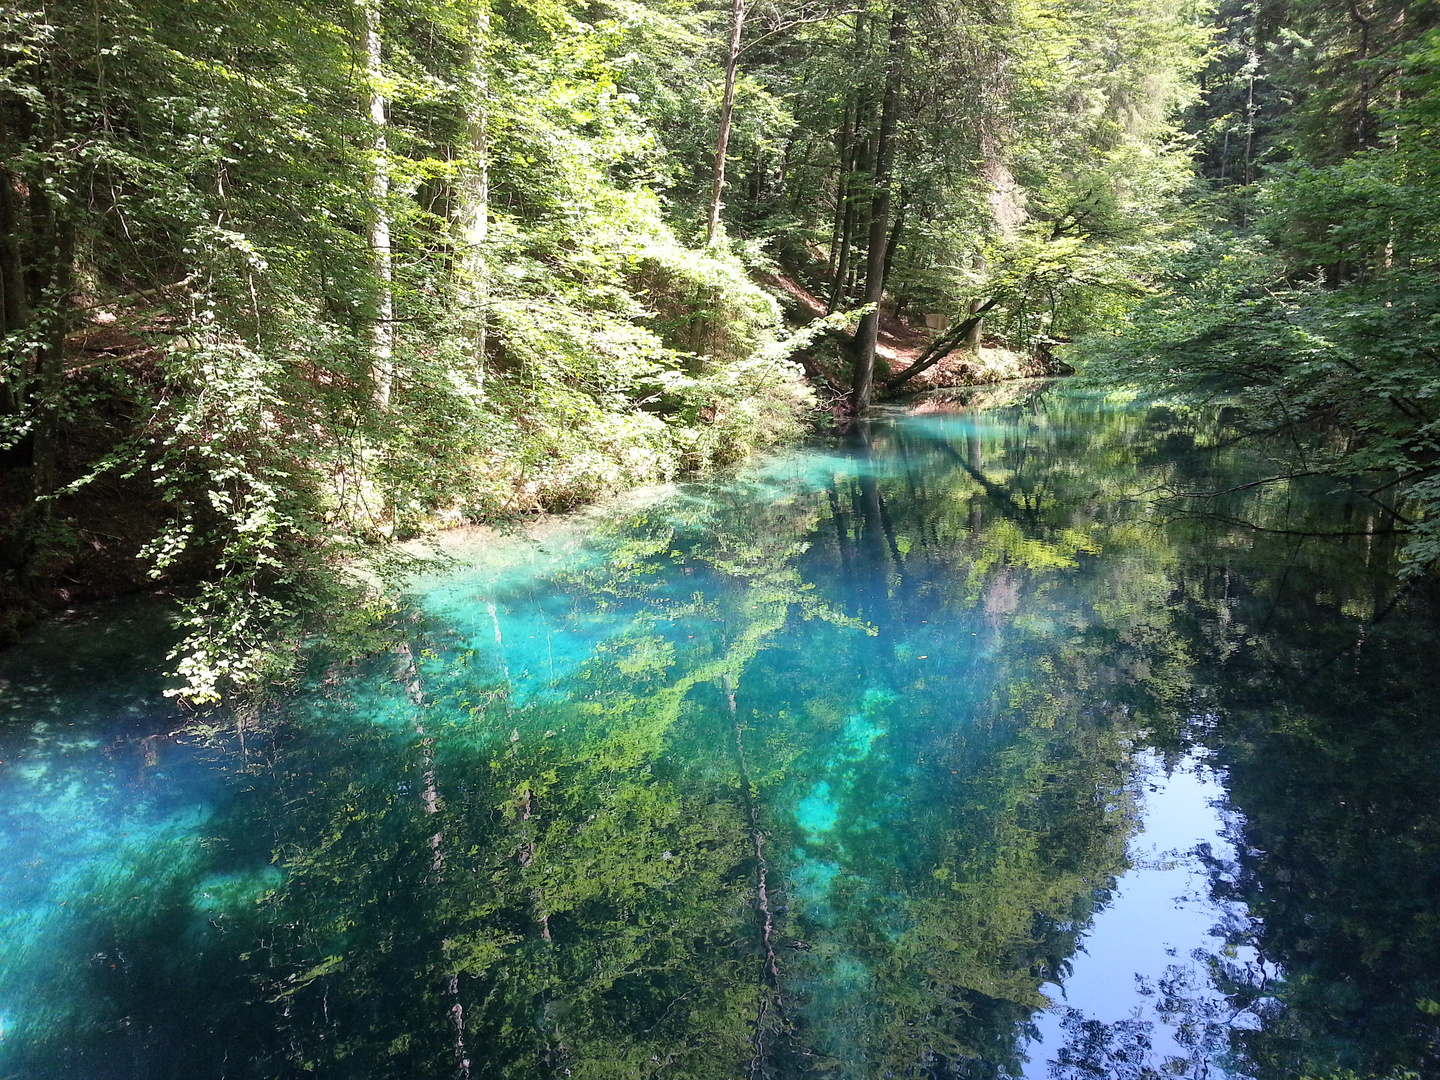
[[737, 5, 863, 56]]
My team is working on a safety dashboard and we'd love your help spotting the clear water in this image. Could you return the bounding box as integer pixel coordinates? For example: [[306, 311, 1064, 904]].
[[3, 383, 1438, 1079]]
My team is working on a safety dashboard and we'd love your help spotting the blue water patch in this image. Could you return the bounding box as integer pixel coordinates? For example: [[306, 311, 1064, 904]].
[[796, 781, 839, 838]]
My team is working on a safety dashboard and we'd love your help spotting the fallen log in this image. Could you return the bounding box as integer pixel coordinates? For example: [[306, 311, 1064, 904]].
[[882, 296, 1000, 392]]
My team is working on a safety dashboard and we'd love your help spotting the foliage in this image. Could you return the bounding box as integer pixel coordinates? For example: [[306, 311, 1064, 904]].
[[1080, 16, 1440, 572], [0, 0, 1304, 694], [0, 0, 815, 700]]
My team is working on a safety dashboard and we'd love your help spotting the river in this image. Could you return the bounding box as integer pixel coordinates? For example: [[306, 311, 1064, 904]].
[[2, 382, 1437, 1079]]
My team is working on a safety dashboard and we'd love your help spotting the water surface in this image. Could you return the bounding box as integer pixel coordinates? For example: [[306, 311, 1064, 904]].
[[3, 383, 1437, 1079]]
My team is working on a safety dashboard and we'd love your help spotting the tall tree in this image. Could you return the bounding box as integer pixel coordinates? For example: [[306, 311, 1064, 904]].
[[363, 0, 394, 409], [459, 0, 491, 396], [849, 3, 907, 416], [707, 0, 747, 245]]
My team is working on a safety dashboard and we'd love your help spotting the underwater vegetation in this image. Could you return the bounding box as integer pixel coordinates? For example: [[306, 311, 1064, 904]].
[[2, 385, 1437, 1079]]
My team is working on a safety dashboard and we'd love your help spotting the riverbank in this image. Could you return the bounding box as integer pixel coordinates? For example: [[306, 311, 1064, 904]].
[[0, 267, 812, 653], [766, 269, 1069, 410], [0, 285, 1066, 662]]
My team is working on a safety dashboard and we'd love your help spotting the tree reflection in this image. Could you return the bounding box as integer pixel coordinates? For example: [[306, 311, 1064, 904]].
[[1184, 566, 1440, 1078], [5, 386, 1437, 1079]]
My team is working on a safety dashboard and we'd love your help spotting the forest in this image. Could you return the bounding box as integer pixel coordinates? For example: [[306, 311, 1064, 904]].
[[1, 0, 1437, 703]]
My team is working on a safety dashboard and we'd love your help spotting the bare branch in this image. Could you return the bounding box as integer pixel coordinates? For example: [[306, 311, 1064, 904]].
[[737, 4, 862, 56]]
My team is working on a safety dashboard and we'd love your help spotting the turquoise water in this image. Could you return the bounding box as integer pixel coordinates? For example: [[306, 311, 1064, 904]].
[[3, 383, 1438, 1078]]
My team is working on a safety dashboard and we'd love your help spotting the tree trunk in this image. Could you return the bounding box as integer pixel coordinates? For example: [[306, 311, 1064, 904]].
[[826, 86, 857, 305], [777, 133, 793, 208], [1243, 49, 1256, 187], [880, 188, 907, 297], [825, 154, 845, 280], [827, 15, 869, 312], [1350, 3, 1372, 149], [882, 297, 999, 392], [25, 164, 74, 507], [962, 297, 985, 350], [0, 166, 30, 422], [363, 2, 395, 409], [850, 5, 907, 416], [828, 163, 859, 313], [706, 0, 746, 246], [459, 9, 491, 394], [829, 94, 872, 314]]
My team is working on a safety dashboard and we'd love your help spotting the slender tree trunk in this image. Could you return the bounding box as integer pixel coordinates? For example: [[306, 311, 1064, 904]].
[[1350, 3, 1372, 149], [363, 2, 395, 409], [829, 176, 861, 311], [1383, 8, 1402, 268], [825, 160, 844, 279], [850, 5, 907, 416], [880, 187, 907, 296], [460, 7, 491, 394], [1243, 50, 1256, 187], [706, 0, 746, 246], [827, 15, 868, 312], [826, 97, 855, 293], [829, 112, 872, 313], [828, 175, 859, 313], [0, 166, 30, 422], [776, 134, 792, 206], [26, 165, 73, 506]]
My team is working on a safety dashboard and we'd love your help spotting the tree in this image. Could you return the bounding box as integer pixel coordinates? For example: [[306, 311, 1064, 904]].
[[849, 3, 907, 415], [707, 0, 747, 245], [363, 0, 395, 409]]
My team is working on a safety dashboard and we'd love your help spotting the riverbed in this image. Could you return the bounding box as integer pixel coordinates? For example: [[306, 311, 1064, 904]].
[[2, 383, 1436, 1079]]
